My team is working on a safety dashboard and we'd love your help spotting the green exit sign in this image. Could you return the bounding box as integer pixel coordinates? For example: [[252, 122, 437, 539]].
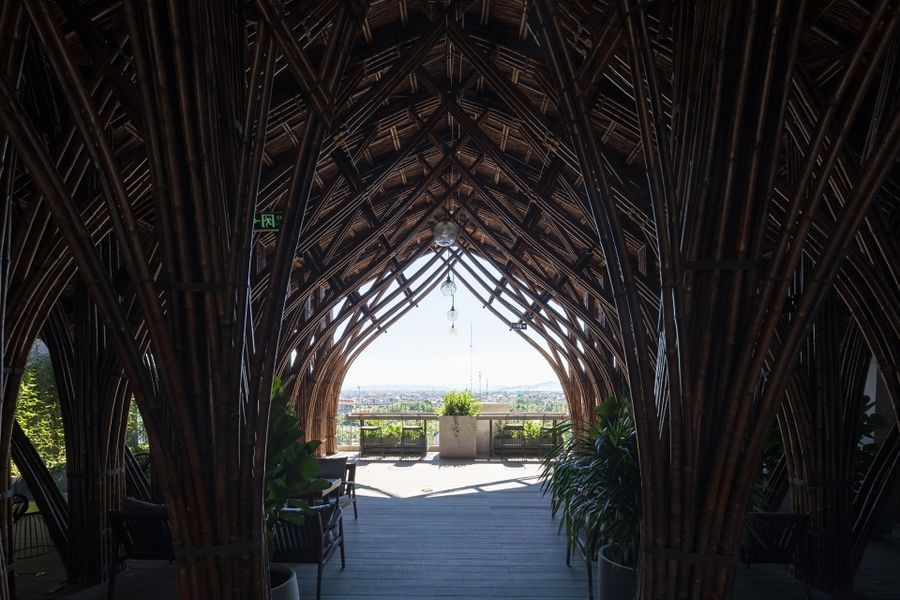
[[254, 212, 283, 230]]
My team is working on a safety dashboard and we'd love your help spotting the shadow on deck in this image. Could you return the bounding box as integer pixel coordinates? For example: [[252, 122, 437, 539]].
[[12, 455, 900, 599]]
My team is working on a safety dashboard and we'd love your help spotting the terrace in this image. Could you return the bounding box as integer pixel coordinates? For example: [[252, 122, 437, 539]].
[[12, 456, 900, 600]]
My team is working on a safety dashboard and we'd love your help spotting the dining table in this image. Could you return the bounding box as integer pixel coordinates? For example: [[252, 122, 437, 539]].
[[296, 477, 342, 503]]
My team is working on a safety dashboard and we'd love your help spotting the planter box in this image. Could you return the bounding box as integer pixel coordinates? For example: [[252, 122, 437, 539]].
[[361, 427, 427, 456], [493, 435, 555, 456], [439, 415, 477, 458], [359, 431, 400, 456]]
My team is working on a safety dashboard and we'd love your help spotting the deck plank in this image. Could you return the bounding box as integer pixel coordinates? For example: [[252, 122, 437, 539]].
[[11, 455, 900, 599]]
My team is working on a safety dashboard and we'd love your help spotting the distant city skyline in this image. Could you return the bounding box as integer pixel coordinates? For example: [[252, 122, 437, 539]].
[[342, 256, 561, 391]]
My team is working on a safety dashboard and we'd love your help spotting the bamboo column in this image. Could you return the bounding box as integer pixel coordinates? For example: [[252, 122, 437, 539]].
[[1, 2, 369, 598], [44, 278, 130, 584], [532, 1, 900, 598], [779, 293, 899, 592]]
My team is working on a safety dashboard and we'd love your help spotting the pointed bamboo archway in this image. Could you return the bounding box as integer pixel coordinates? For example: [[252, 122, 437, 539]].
[[0, 1, 897, 599]]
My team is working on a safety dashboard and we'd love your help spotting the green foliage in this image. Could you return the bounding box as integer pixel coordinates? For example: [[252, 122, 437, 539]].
[[540, 396, 641, 566], [359, 422, 403, 438], [125, 399, 149, 453], [16, 351, 66, 472], [493, 421, 553, 440], [752, 394, 890, 509], [438, 390, 481, 416], [856, 395, 888, 489], [523, 421, 552, 440], [264, 377, 330, 553], [360, 425, 380, 438], [381, 423, 403, 438]]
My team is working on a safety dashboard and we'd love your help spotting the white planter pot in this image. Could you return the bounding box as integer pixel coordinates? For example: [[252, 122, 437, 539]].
[[270, 564, 299, 600], [597, 544, 635, 600], [438, 415, 477, 458]]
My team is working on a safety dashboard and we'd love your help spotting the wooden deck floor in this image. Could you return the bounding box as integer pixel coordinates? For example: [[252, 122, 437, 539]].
[[13, 454, 900, 599]]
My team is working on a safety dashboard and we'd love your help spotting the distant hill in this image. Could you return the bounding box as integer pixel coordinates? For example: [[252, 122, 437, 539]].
[[494, 381, 563, 393], [344, 384, 451, 393]]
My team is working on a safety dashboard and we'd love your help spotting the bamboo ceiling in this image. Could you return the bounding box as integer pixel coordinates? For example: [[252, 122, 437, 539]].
[[0, 1, 898, 599]]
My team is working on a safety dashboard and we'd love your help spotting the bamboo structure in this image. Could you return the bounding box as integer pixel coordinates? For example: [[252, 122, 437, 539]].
[[0, 1, 896, 599], [778, 292, 899, 592]]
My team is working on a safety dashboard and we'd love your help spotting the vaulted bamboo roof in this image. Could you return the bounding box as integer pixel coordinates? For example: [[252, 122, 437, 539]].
[[4, 1, 896, 377], [1, 1, 898, 598]]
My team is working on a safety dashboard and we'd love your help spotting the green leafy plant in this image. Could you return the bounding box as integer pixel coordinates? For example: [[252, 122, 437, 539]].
[[494, 422, 515, 439], [540, 396, 641, 566], [856, 395, 888, 488], [381, 423, 403, 438], [438, 390, 481, 416], [523, 421, 552, 440], [16, 360, 66, 473], [264, 378, 330, 552]]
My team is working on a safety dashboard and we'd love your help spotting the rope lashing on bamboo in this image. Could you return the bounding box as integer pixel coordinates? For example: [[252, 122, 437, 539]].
[[643, 544, 741, 567], [788, 477, 853, 488], [173, 540, 259, 558]]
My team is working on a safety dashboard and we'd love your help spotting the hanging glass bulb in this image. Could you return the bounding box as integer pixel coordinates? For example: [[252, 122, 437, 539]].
[[449, 323, 458, 336], [447, 306, 459, 323], [433, 220, 459, 247], [440, 274, 457, 296]]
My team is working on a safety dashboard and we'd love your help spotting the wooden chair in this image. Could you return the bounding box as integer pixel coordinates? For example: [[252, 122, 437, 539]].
[[318, 457, 358, 519], [107, 501, 174, 600], [272, 504, 345, 600], [11, 493, 54, 561], [342, 462, 358, 519]]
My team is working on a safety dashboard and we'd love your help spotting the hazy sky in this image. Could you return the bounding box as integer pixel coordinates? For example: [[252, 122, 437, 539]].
[[342, 255, 560, 391]]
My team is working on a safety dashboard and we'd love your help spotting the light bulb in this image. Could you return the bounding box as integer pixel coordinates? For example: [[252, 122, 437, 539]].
[[447, 307, 459, 322], [449, 324, 458, 336], [440, 276, 457, 297], [433, 220, 459, 247]]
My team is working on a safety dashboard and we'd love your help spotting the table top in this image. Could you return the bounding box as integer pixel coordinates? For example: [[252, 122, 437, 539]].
[[294, 477, 341, 501]]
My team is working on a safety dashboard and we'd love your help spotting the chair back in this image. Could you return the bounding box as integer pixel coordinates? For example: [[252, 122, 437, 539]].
[[11, 494, 28, 522], [317, 457, 348, 480], [272, 504, 341, 563], [109, 507, 174, 561]]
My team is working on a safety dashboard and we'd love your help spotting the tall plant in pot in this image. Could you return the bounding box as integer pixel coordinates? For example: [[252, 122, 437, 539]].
[[438, 390, 481, 458], [541, 396, 640, 600], [265, 378, 330, 599]]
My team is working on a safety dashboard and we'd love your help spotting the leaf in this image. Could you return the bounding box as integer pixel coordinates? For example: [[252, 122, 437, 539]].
[[299, 456, 319, 479]]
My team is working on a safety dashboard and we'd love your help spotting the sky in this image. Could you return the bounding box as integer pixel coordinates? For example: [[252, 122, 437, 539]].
[[341, 254, 560, 392]]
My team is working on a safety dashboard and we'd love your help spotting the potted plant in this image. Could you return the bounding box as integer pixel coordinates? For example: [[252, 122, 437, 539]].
[[540, 396, 640, 600], [265, 378, 330, 600], [438, 390, 481, 458], [381, 422, 402, 452]]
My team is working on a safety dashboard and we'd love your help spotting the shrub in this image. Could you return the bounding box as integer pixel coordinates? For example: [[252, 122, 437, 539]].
[[438, 390, 481, 416], [381, 423, 403, 438], [523, 421, 552, 440]]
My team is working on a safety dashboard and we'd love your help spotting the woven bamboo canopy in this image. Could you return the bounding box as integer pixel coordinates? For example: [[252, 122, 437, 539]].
[[0, 0, 897, 598]]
